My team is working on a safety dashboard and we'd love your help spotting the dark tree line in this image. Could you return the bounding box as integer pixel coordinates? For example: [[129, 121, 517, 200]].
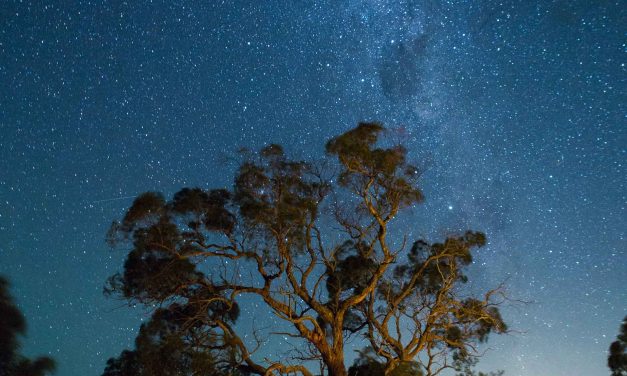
[[102, 123, 507, 376], [609, 316, 627, 376], [0, 276, 55, 376]]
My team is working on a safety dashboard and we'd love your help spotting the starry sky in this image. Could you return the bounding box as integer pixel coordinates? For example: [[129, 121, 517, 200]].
[[0, 1, 625, 375]]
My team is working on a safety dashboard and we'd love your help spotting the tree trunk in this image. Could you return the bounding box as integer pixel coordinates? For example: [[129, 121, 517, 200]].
[[326, 361, 347, 376], [324, 315, 348, 376]]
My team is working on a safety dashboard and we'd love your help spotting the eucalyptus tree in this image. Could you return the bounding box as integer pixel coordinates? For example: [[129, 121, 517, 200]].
[[103, 123, 506, 376]]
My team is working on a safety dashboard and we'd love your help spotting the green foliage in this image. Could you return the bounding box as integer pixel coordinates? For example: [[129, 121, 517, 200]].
[[376, 231, 506, 359], [102, 303, 243, 376], [171, 188, 235, 233], [391, 231, 485, 295], [348, 348, 422, 376], [609, 316, 627, 376], [0, 276, 56, 376], [326, 122, 423, 211], [347, 347, 388, 376], [105, 218, 204, 303], [119, 192, 166, 233], [326, 240, 378, 302], [234, 144, 327, 254]]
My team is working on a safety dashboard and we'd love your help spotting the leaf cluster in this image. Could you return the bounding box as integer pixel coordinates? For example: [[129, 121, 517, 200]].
[[0, 276, 56, 376], [326, 123, 423, 214], [102, 303, 244, 376], [348, 348, 423, 376]]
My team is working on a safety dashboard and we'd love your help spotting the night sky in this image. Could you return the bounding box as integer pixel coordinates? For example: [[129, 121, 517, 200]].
[[0, 1, 625, 375]]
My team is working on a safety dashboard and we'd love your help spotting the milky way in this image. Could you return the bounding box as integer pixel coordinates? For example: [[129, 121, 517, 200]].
[[0, 1, 624, 375]]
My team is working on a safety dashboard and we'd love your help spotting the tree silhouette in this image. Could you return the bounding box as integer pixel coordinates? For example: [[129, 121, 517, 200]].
[[104, 123, 507, 376], [102, 303, 245, 376], [608, 316, 627, 376], [348, 347, 422, 376], [0, 276, 56, 376]]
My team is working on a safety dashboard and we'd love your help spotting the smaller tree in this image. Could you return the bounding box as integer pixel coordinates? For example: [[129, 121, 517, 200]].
[[609, 316, 627, 376], [0, 276, 56, 376]]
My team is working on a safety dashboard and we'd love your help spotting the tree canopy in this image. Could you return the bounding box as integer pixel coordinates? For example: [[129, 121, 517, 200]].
[[608, 316, 627, 376], [103, 123, 507, 376], [0, 276, 56, 376], [102, 303, 243, 376]]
